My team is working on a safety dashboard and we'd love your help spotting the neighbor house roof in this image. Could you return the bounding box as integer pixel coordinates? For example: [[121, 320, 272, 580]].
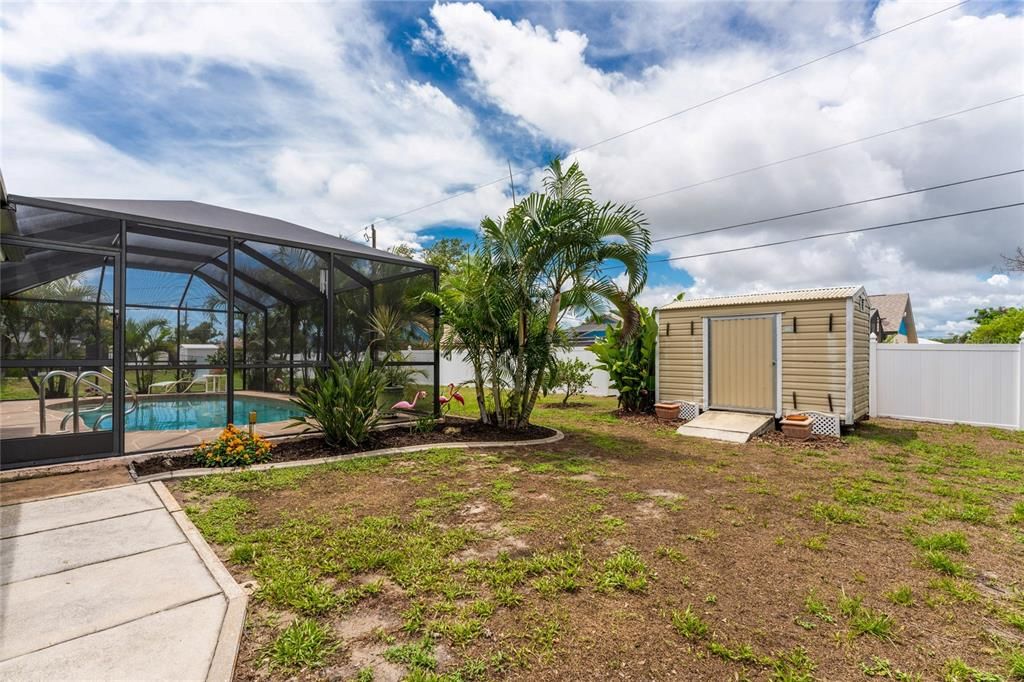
[[659, 286, 864, 310], [571, 322, 609, 335], [867, 294, 910, 333]]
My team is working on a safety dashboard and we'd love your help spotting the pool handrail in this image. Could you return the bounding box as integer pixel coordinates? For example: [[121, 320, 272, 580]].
[[38, 369, 139, 434]]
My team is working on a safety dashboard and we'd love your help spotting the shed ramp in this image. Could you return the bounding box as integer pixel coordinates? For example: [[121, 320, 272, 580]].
[[676, 411, 774, 443]]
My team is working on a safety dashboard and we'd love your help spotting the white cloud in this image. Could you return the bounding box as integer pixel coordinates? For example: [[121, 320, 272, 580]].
[[0, 1, 509, 246], [1, 0, 1021, 337], [427, 0, 1024, 335]]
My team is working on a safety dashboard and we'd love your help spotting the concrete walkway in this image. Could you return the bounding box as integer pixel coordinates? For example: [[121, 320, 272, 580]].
[[0, 482, 245, 681]]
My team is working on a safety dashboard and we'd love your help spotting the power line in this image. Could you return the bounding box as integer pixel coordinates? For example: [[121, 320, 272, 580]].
[[632, 94, 1023, 205], [570, 1, 971, 156], [652, 168, 1024, 243], [340, 227, 368, 242], [649, 202, 1024, 262], [371, 0, 971, 225]]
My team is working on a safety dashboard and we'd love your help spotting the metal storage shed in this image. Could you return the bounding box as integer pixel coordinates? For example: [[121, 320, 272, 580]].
[[655, 286, 870, 425]]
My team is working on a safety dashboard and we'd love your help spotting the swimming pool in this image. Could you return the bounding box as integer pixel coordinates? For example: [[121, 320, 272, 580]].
[[76, 395, 304, 432]]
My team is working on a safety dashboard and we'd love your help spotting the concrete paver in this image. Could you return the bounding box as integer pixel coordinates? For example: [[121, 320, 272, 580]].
[[0, 484, 161, 538], [1, 508, 185, 584], [0, 594, 226, 681], [0, 542, 221, 660], [0, 482, 245, 680]]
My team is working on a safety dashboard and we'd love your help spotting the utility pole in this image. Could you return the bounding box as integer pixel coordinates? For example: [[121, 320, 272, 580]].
[[370, 223, 376, 249], [507, 160, 517, 206]]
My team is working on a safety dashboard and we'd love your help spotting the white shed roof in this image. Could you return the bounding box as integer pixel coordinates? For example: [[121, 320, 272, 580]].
[[660, 286, 864, 310]]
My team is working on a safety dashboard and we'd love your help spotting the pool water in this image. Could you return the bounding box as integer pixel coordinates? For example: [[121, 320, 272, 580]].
[[77, 395, 304, 432]]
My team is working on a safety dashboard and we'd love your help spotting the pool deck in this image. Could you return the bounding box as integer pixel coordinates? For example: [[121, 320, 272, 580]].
[[1, 390, 301, 453], [0, 482, 246, 681]]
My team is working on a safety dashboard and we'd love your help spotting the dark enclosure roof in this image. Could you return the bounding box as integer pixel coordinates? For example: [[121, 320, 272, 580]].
[[8, 195, 433, 270], [3, 195, 435, 313]]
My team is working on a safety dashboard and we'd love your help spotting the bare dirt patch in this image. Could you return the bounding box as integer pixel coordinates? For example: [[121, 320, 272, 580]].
[[169, 397, 1024, 681]]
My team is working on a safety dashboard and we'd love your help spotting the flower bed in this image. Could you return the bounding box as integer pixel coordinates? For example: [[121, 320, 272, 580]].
[[194, 425, 273, 467], [131, 419, 557, 477]]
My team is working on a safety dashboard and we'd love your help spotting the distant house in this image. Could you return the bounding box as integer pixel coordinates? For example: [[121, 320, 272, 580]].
[[868, 293, 918, 343], [570, 315, 620, 347]]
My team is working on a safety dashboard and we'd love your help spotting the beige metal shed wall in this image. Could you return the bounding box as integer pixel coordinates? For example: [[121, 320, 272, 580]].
[[658, 298, 850, 416], [852, 299, 871, 420]]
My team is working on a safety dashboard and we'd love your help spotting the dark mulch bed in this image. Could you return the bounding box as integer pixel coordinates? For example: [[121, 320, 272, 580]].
[[132, 419, 556, 477]]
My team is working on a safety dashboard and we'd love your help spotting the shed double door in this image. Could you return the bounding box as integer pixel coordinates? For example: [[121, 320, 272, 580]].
[[707, 316, 776, 413]]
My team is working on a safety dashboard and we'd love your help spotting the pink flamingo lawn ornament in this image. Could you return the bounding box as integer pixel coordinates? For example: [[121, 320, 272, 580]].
[[437, 383, 465, 415], [391, 390, 426, 412]]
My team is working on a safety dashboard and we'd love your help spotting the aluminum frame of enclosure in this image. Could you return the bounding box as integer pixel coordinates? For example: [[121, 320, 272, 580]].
[[1, 196, 439, 469]]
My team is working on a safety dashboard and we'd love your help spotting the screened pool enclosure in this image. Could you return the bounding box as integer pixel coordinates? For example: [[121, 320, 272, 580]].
[[0, 195, 439, 469]]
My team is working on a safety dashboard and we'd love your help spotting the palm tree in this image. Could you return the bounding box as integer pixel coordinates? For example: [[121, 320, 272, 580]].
[[478, 160, 650, 428], [24, 274, 100, 397], [124, 317, 175, 393], [424, 252, 515, 424]]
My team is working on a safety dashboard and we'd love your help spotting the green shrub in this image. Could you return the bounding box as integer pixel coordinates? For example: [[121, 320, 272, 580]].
[[193, 425, 273, 467], [290, 353, 387, 447], [589, 307, 657, 413], [543, 357, 593, 405]]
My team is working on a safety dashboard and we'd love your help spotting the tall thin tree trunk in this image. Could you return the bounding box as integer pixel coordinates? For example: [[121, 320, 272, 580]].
[[521, 291, 562, 426], [489, 347, 505, 426], [472, 361, 489, 424], [507, 309, 528, 428]]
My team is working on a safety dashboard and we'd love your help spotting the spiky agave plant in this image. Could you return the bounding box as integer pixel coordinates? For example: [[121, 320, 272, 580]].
[[288, 353, 387, 448]]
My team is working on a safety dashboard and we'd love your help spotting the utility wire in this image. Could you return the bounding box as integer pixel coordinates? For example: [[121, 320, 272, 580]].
[[569, 1, 971, 156], [652, 168, 1024, 243], [371, 0, 971, 225], [649, 202, 1024, 262], [632, 94, 1023, 204]]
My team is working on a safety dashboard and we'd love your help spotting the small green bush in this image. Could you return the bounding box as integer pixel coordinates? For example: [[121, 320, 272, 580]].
[[543, 357, 593, 405]]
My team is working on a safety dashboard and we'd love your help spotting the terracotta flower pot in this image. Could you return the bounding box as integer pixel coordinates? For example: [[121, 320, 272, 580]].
[[654, 402, 681, 422], [780, 415, 813, 440]]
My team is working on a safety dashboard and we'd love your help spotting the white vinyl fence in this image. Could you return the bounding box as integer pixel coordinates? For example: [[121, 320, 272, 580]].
[[424, 347, 616, 397], [869, 332, 1024, 430]]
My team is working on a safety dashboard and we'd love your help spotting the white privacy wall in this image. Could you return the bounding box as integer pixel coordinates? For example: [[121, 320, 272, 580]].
[[869, 335, 1024, 430], [428, 348, 615, 397]]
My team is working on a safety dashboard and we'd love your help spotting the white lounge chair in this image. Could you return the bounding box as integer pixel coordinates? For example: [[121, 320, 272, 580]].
[[151, 368, 212, 394]]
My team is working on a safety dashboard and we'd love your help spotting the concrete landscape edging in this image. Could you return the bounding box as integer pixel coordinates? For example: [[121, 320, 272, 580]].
[[153, 481, 247, 682], [131, 428, 565, 483]]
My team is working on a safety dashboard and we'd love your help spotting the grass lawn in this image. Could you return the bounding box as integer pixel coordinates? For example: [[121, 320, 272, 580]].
[[169, 395, 1024, 681]]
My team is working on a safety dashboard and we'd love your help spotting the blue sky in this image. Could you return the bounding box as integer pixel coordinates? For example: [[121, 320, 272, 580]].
[[1, 1, 1021, 336]]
